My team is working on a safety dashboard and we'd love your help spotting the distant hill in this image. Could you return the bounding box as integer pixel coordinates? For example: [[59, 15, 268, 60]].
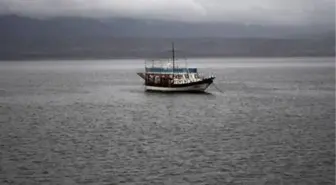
[[0, 15, 334, 60]]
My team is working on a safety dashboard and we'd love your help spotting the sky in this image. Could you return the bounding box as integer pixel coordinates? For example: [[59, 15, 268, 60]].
[[0, 0, 334, 25]]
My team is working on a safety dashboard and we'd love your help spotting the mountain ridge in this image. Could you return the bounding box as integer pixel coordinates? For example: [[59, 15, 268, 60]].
[[0, 15, 334, 60]]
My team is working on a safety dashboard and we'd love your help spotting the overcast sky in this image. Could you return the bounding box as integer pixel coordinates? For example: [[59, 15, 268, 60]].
[[0, 0, 334, 25]]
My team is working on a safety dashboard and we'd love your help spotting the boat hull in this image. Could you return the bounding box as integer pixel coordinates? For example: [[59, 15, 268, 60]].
[[145, 77, 214, 92]]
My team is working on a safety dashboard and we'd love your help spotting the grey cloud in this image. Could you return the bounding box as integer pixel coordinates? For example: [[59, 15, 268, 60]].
[[0, 0, 334, 25]]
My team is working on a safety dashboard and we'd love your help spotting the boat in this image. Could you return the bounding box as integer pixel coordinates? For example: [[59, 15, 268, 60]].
[[137, 43, 215, 92]]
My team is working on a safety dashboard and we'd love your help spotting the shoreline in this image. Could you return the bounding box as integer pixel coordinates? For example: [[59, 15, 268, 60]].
[[0, 55, 334, 62]]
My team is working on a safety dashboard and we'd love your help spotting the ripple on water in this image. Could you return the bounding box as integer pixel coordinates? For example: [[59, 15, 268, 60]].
[[0, 58, 334, 184]]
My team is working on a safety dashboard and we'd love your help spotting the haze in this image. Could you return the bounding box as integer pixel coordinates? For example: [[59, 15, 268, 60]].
[[0, 0, 334, 25]]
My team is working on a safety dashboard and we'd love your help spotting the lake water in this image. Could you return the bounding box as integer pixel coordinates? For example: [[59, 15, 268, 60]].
[[0, 57, 335, 185]]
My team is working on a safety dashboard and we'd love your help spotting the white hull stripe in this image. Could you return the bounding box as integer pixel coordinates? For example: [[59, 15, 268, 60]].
[[145, 83, 211, 92]]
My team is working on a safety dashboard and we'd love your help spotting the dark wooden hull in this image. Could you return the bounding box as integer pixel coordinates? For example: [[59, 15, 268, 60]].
[[144, 77, 215, 92]]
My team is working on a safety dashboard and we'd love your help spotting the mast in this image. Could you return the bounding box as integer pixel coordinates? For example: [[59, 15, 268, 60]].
[[172, 42, 175, 79]]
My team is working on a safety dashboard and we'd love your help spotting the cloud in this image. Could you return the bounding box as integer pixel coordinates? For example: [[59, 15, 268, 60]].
[[0, 0, 334, 25]]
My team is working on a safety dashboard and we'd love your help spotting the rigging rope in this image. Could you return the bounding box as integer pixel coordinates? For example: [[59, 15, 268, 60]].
[[212, 83, 224, 93]]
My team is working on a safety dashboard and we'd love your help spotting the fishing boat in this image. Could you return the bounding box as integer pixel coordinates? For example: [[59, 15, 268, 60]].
[[137, 43, 215, 92]]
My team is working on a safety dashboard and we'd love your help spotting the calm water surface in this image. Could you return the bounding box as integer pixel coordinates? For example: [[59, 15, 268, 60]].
[[0, 57, 335, 185]]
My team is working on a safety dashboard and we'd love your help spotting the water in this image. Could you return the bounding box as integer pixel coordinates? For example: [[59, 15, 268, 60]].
[[0, 57, 334, 185]]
